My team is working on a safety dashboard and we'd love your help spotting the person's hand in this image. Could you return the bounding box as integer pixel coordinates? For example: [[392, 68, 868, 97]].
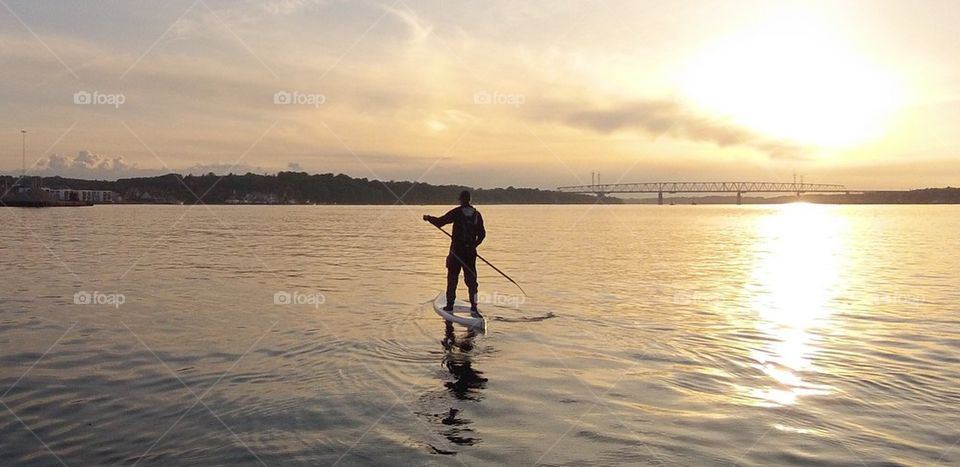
[[422, 215, 431, 222]]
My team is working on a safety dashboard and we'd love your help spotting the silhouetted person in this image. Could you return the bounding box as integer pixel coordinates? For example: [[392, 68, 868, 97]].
[[423, 190, 485, 314]]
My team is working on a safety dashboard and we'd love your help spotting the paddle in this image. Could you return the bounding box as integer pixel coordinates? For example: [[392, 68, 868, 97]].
[[429, 223, 527, 297]]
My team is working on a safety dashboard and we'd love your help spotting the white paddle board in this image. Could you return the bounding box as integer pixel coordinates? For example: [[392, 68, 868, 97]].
[[433, 293, 485, 331]]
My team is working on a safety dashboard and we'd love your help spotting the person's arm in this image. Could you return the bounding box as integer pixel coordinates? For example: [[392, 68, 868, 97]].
[[475, 211, 486, 246], [423, 208, 458, 227]]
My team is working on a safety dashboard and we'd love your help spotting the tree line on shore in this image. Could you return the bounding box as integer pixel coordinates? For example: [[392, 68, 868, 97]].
[[0, 172, 613, 204]]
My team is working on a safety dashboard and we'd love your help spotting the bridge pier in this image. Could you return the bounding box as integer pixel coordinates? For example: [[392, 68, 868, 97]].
[[658, 191, 663, 205], [736, 191, 742, 205]]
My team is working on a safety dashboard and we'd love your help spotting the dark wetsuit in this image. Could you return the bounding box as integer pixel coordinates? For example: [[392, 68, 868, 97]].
[[428, 204, 486, 307]]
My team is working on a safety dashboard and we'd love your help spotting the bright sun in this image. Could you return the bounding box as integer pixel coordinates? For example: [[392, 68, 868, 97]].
[[677, 10, 905, 149]]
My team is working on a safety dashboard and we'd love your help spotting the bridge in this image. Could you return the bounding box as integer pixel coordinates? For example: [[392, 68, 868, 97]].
[[557, 181, 853, 204]]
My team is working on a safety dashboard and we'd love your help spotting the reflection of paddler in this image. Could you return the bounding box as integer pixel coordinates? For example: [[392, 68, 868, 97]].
[[437, 322, 486, 447], [442, 322, 487, 401]]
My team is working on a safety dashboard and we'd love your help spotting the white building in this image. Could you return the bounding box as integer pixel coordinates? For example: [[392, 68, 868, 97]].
[[43, 188, 117, 203]]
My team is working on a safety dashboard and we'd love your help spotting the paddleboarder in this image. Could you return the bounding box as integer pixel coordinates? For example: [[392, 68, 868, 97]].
[[423, 190, 486, 315]]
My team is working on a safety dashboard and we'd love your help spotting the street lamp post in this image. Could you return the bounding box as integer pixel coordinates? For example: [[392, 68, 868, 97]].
[[20, 129, 27, 178]]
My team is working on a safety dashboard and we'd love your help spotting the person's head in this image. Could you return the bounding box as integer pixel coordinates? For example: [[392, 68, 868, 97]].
[[458, 190, 471, 205]]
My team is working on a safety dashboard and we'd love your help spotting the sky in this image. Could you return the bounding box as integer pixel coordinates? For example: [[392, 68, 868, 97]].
[[0, 0, 958, 190]]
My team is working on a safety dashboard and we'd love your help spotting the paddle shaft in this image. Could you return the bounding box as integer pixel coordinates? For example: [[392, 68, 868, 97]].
[[432, 224, 527, 297]]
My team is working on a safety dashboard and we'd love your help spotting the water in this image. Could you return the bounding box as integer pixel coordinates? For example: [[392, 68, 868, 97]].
[[1, 204, 958, 466]]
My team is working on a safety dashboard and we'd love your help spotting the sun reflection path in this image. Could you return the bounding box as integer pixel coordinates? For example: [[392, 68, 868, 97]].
[[746, 203, 848, 407]]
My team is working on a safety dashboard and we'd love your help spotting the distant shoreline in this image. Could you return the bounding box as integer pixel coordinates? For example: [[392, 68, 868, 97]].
[[624, 188, 960, 205], [3, 172, 957, 206], [36, 200, 960, 207], [1, 172, 614, 206]]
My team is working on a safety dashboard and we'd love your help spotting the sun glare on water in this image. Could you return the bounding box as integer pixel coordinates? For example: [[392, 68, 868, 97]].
[[746, 204, 848, 406], [678, 10, 905, 149]]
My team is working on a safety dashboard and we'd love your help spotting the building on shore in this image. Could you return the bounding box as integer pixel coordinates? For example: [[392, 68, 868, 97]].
[[0, 178, 117, 207], [43, 187, 117, 203]]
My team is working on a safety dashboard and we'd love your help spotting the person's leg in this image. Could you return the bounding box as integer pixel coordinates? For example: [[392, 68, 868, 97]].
[[445, 253, 462, 310], [464, 250, 479, 311]]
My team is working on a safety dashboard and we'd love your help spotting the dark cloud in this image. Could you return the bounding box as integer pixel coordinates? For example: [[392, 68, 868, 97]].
[[543, 99, 808, 159]]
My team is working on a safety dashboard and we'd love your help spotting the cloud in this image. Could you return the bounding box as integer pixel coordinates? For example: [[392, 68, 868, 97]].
[[381, 3, 433, 43], [548, 99, 808, 159], [4, 1, 943, 189], [259, 0, 330, 16], [15, 152, 272, 180], [31, 151, 162, 179]]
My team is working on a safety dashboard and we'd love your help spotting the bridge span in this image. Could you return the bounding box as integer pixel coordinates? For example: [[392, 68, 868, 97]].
[[556, 181, 854, 205]]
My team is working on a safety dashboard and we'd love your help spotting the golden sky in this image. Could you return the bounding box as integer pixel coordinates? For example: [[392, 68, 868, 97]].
[[0, 0, 957, 189]]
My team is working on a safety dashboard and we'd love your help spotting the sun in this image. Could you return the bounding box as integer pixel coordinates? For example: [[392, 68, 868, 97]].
[[677, 10, 905, 149]]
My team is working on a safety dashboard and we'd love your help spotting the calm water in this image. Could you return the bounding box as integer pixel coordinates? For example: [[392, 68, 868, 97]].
[[1, 204, 958, 466]]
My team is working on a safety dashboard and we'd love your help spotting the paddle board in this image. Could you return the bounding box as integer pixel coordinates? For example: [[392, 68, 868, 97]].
[[433, 293, 485, 331]]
